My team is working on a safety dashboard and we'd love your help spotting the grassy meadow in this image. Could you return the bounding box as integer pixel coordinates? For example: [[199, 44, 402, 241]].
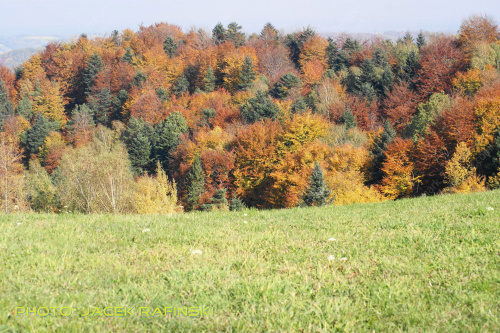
[[0, 190, 499, 332]]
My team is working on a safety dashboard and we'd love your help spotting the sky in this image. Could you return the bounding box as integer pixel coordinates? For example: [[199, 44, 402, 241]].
[[1, 0, 499, 37]]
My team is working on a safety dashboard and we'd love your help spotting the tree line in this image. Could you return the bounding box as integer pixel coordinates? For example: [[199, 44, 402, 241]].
[[1, 15, 500, 213]]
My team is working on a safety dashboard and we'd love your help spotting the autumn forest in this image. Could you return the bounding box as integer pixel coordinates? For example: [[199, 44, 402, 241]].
[[1, 15, 500, 214]]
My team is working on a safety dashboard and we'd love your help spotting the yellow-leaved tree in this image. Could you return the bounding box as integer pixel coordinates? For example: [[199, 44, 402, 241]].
[[134, 162, 181, 214], [379, 138, 421, 199], [325, 143, 383, 205], [443, 142, 485, 193], [0, 132, 27, 213]]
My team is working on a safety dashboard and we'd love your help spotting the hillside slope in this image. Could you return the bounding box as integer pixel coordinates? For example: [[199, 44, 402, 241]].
[[0, 191, 499, 332]]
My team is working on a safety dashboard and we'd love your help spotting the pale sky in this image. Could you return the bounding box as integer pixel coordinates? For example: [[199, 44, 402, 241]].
[[1, 0, 499, 36]]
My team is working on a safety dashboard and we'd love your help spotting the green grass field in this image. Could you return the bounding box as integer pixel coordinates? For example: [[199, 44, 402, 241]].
[[1, 191, 499, 332]]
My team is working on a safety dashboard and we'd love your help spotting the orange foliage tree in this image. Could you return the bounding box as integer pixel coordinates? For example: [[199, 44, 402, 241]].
[[379, 138, 420, 199]]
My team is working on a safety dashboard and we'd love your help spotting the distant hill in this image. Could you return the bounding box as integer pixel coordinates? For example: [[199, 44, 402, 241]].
[[0, 48, 40, 69], [0, 35, 62, 51], [0, 35, 64, 69], [320, 30, 441, 43]]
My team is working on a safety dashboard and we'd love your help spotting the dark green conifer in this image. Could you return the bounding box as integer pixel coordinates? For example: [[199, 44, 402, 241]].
[[270, 73, 302, 99], [368, 121, 396, 184], [121, 117, 154, 175], [83, 52, 104, 95], [88, 88, 112, 125], [204, 66, 216, 92], [173, 75, 189, 95], [292, 97, 308, 113], [15, 97, 33, 120], [186, 155, 205, 211], [229, 195, 246, 211], [341, 108, 358, 129], [416, 31, 426, 50], [303, 162, 333, 206], [133, 72, 147, 87], [21, 113, 51, 158], [112, 89, 129, 121], [326, 38, 347, 72], [154, 112, 188, 172], [122, 47, 134, 63], [238, 55, 256, 91], [201, 188, 228, 211], [227, 22, 245, 47], [212, 23, 227, 45], [0, 79, 14, 126], [163, 36, 177, 57], [240, 91, 280, 123]]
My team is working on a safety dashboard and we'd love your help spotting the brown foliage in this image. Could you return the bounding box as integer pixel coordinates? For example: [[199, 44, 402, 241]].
[[383, 81, 418, 134], [459, 15, 499, 55], [415, 36, 466, 100], [435, 95, 476, 150], [414, 131, 451, 194], [0, 65, 16, 102]]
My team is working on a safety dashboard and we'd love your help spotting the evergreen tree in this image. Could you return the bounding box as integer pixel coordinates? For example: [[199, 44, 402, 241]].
[[376, 66, 395, 97], [476, 129, 500, 180], [358, 83, 376, 101], [212, 23, 227, 45], [163, 36, 177, 57], [416, 31, 426, 50], [15, 97, 33, 120], [129, 133, 152, 175], [202, 108, 216, 127], [0, 79, 14, 126], [21, 113, 51, 158], [403, 31, 414, 44], [341, 108, 358, 129], [172, 74, 189, 95], [111, 30, 120, 46], [83, 52, 104, 95], [292, 97, 308, 113], [344, 67, 362, 95], [360, 59, 377, 87], [270, 73, 302, 99], [227, 22, 245, 47], [88, 88, 112, 125], [368, 121, 396, 184], [185, 155, 205, 211], [402, 49, 420, 83], [240, 91, 280, 123], [238, 55, 256, 91], [229, 194, 246, 211], [373, 48, 390, 68], [342, 38, 361, 55], [184, 65, 201, 94], [122, 47, 134, 63], [326, 38, 347, 72], [14, 66, 23, 81], [112, 89, 129, 121], [201, 188, 228, 211], [133, 72, 147, 87], [155, 88, 170, 102], [305, 88, 319, 112], [154, 112, 188, 172], [203, 108, 216, 120], [260, 22, 279, 42], [286, 27, 316, 69], [303, 162, 333, 206], [121, 117, 154, 175], [204, 66, 216, 92]]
